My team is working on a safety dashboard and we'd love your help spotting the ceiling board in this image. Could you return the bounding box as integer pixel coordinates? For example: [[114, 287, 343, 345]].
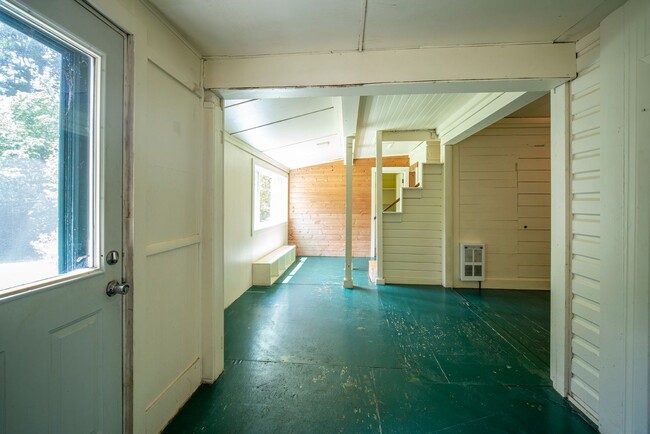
[[232, 108, 339, 152], [150, 0, 610, 59], [363, 0, 604, 50], [356, 94, 477, 150], [148, 0, 363, 56], [225, 97, 334, 134], [265, 134, 343, 169]]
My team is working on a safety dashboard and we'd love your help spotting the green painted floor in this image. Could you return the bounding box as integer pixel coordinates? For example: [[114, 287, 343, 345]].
[[163, 257, 596, 433]]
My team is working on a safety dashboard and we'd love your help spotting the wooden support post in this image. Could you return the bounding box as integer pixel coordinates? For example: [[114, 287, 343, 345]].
[[344, 137, 354, 289], [550, 83, 571, 396], [442, 144, 454, 288], [375, 131, 385, 285]]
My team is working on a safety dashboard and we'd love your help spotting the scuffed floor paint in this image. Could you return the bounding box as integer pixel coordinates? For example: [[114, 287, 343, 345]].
[[163, 257, 596, 433]]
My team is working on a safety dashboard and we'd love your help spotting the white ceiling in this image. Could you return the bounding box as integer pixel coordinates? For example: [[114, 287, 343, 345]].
[[149, 0, 618, 57], [223, 94, 490, 168], [225, 98, 337, 152], [149, 0, 621, 169], [355, 94, 479, 158], [225, 98, 343, 169]]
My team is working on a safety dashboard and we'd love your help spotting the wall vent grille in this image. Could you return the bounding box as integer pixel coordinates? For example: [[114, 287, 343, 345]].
[[460, 244, 485, 281]]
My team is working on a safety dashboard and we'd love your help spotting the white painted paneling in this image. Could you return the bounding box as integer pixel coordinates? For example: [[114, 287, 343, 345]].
[[568, 29, 602, 422], [142, 246, 201, 428], [596, 2, 650, 431], [142, 58, 204, 433], [383, 163, 444, 284], [224, 136, 289, 307], [145, 63, 201, 245], [224, 143, 253, 306], [83, 1, 212, 431], [454, 120, 551, 289]]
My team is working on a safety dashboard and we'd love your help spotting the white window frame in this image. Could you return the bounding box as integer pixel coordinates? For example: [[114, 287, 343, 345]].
[[252, 162, 288, 231]]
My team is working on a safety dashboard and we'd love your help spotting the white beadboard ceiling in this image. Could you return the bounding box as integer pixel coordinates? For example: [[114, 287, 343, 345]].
[[149, 0, 614, 169], [355, 94, 480, 158]]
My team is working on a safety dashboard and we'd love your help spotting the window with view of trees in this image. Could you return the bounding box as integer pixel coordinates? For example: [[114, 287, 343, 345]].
[[0, 7, 95, 292], [253, 164, 287, 231]]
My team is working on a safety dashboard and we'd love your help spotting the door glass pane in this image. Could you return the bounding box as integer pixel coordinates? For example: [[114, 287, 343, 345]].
[[0, 7, 95, 293]]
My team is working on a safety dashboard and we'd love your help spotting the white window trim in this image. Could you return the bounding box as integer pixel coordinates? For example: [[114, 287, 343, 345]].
[[252, 160, 288, 233]]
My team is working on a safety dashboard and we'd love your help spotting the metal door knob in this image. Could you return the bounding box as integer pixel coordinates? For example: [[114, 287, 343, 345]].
[[106, 280, 130, 297]]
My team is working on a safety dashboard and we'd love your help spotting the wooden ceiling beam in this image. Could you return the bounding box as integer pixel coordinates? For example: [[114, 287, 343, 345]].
[[205, 42, 576, 97]]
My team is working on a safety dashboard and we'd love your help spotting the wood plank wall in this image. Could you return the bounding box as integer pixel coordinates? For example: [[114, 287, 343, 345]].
[[289, 156, 409, 256], [453, 119, 551, 289], [383, 163, 444, 285]]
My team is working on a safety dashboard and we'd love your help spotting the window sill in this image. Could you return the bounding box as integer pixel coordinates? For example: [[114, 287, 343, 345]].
[[253, 220, 287, 234]]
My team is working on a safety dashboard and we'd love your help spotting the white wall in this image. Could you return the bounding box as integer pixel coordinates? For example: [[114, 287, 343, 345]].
[[84, 1, 223, 433], [408, 142, 427, 167], [224, 134, 288, 307], [141, 56, 203, 434], [598, 2, 649, 431], [383, 163, 443, 285], [551, 0, 650, 431], [451, 119, 551, 290]]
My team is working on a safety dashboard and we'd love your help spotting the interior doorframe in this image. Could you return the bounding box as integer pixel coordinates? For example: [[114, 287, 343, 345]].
[[79, 4, 135, 431], [122, 31, 135, 434], [81, 1, 135, 430]]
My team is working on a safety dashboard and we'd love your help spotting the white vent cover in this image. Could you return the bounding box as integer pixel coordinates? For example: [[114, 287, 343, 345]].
[[460, 244, 485, 281]]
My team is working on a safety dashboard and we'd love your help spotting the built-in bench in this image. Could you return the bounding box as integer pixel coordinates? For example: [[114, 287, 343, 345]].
[[252, 245, 296, 286]]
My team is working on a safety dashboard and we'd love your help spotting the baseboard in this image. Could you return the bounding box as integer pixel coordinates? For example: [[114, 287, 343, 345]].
[[453, 278, 550, 290], [384, 277, 441, 285], [145, 357, 202, 433]]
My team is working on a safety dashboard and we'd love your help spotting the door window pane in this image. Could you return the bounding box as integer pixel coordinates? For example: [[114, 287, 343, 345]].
[[0, 7, 95, 293]]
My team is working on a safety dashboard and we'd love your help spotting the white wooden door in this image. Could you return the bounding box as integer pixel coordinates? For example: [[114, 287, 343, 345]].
[[0, 0, 125, 432]]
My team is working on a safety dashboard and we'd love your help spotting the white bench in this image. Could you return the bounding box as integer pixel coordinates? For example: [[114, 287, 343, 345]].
[[252, 245, 296, 286]]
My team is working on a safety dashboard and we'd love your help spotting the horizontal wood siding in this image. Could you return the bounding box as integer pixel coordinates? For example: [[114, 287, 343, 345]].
[[454, 120, 551, 289], [289, 157, 409, 256], [568, 30, 601, 420], [384, 163, 444, 284]]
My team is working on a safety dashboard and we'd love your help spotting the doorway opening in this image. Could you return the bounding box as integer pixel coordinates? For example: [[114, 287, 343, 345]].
[[370, 166, 409, 257]]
